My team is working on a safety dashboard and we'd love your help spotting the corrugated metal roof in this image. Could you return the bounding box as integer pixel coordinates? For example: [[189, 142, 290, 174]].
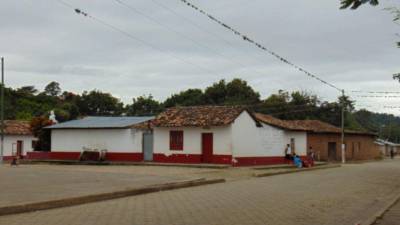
[[45, 116, 154, 129]]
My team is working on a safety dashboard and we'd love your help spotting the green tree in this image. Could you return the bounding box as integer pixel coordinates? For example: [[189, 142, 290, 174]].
[[164, 89, 206, 108], [43, 81, 62, 97], [126, 95, 163, 116], [225, 78, 260, 105], [16, 86, 38, 96], [77, 90, 124, 116], [204, 78, 260, 105], [30, 116, 53, 151], [204, 80, 227, 105], [61, 103, 80, 120], [256, 91, 320, 120]]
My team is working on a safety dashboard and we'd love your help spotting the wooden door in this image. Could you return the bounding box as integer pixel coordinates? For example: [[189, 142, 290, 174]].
[[328, 142, 337, 161], [16, 140, 23, 158], [202, 133, 213, 163]]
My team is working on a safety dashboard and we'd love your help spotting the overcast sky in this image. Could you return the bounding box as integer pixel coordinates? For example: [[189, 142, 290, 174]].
[[1, 0, 399, 113]]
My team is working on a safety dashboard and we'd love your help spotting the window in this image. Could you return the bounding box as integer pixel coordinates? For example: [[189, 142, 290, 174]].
[[170, 131, 183, 150]]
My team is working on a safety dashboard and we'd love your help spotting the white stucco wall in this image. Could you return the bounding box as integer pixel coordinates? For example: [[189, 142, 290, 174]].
[[285, 131, 307, 156], [231, 112, 307, 157], [153, 126, 232, 156], [2, 135, 36, 156], [51, 129, 144, 153]]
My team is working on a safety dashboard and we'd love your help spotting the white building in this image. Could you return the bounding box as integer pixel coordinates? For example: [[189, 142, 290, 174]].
[[1, 120, 37, 160], [152, 106, 307, 166], [33, 117, 153, 161]]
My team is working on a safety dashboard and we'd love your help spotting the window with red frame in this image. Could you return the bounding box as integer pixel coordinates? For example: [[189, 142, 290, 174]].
[[170, 131, 183, 150]]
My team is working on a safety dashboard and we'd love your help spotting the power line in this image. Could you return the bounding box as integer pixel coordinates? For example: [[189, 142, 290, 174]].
[[55, 0, 224, 78], [268, 108, 318, 116], [351, 90, 400, 94], [354, 95, 400, 98], [384, 106, 400, 109], [178, 0, 342, 92], [112, 0, 270, 77], [251, 103, 321, 112], [148, 0, 279, 75]]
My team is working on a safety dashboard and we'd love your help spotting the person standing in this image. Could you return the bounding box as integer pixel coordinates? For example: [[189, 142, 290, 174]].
[[306, 146, 315, 167], [308, 146, 315, 161], [390, 148, 395, 159], [284, 144, 292, 162]]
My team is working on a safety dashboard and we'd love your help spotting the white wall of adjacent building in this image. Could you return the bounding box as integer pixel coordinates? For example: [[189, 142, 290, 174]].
[[231, 111, 307, 157], [2, 135, 36, 156], [51, 129, 144, 153], [153, 126, 232, 156]]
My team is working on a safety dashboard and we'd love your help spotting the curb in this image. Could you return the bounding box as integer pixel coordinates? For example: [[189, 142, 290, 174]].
[[360, 192, 400, 225], [253, 164, 341, 177], [0, 178, 225, 217], [252, 163, 328, 170]]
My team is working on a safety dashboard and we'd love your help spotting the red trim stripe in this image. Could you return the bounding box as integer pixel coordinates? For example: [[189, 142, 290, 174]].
[[27, 151, 143, 162]]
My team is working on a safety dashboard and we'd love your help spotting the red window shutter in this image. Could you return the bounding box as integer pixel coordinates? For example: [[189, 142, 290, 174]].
[[170, 131, 183, 150]]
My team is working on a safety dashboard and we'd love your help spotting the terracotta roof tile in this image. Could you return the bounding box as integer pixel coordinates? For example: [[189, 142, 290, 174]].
[[153, 106, 247, 127], [2, 120, 32, 135], [254, 113, 295, 130], [255, 113, 375, 136]]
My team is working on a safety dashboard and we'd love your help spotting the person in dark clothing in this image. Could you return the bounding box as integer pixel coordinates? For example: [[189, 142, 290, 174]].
[[390, 148, 395, 159]]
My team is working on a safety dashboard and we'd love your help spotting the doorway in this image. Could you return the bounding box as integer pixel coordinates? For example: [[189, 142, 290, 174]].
[[202, 133, 213, 163], [328, 142, 337, 161], [143, 132, 153, 161], [16, 140, 23, 158]]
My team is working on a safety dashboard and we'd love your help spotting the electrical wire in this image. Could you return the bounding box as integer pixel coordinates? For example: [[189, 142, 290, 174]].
[[354, 95, 400, 98], [55, 0, 225, 78], [178, 0, 342, 92], [149, 0, 276, 68], [351, 90, 400, 94], [112, 0, 272, 78]]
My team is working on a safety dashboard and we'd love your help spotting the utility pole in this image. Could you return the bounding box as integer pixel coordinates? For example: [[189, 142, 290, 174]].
[[0, 57, 4, 165], [341, 89, 346, 164]]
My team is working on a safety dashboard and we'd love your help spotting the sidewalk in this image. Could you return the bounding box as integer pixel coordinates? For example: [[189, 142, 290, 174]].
[[0, 164, 219, 208]]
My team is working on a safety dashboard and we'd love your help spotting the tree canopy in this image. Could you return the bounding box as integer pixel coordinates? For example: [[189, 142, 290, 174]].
[[3, 78, 400, 144]]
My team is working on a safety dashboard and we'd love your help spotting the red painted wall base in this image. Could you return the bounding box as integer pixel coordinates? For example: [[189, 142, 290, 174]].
[[26, 151, 306, 167], [27, 151, 143, 162], [233, 156, 307, 167], [153, 153, 232, 164]]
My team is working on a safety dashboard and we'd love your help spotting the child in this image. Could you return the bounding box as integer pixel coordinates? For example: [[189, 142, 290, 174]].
[[293, 154, 302, 168]]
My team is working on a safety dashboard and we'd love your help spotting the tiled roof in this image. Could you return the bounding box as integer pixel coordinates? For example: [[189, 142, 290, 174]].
[[2, 120, 32, 135], [255, 113, 375, 136], [153, 106, 251, 127], [46, 116, 154, 129], [254, 113, 295, 130]]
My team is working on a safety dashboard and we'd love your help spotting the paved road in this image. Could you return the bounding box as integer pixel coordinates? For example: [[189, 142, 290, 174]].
[[374, 199, 400, 225], [1, 160, 400, 225], [0, 164, 218, 207]]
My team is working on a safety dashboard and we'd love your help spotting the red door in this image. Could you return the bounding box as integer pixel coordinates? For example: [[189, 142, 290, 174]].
[[202, 133, 213, 163], [16, 141, 23, 158]]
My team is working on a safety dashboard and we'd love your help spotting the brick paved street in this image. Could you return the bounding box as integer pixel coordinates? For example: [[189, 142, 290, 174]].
[[1, 160, 400, 225], [374, 198, 400, 225], [0, 164, 219, 207]]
